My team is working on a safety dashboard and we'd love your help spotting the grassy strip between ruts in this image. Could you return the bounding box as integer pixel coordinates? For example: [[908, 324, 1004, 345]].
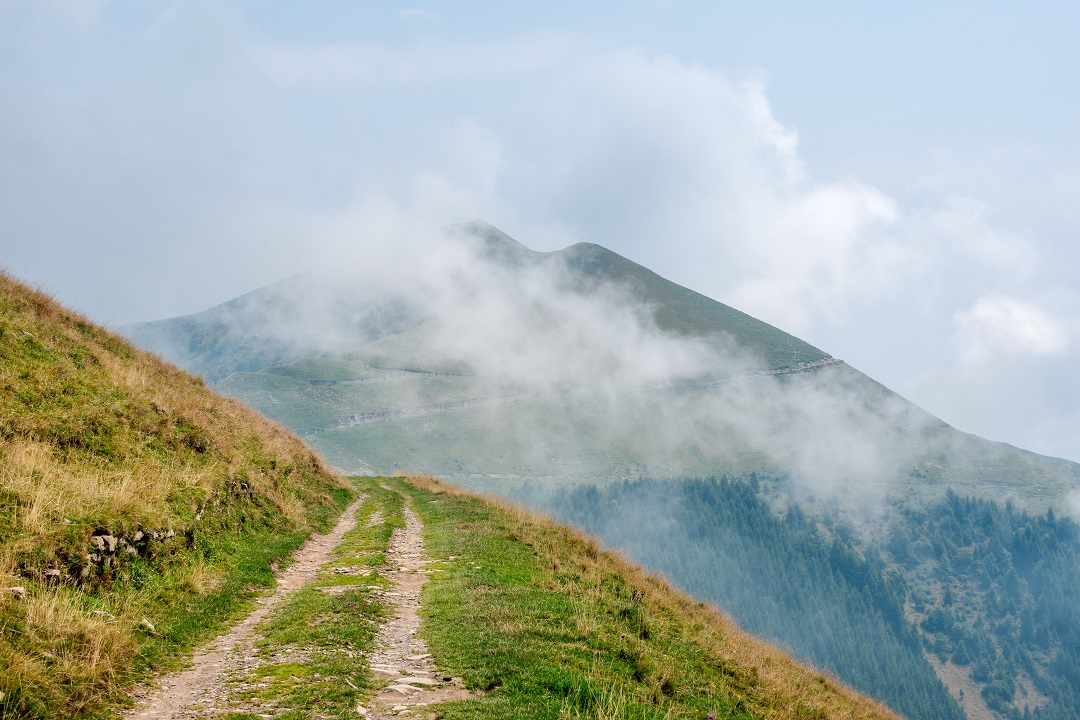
[[208, 483, 405, 719], [388, 475, 899, 720]]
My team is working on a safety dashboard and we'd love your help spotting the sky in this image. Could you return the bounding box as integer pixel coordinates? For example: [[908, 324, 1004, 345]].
[[2, 1, 1079, 464]]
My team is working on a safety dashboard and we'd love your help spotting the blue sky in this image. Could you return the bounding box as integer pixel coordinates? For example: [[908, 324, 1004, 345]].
[[3, 1, 1079, 466]]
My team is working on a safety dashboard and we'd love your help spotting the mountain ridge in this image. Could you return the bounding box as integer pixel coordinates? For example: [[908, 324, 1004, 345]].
[[126, 222, 1079, 515], [124, 220, 829, 382]]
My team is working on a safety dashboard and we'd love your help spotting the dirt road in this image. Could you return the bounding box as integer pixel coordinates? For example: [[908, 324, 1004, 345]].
[[124, 495, 366, 718], [124, 490, 472, 718]]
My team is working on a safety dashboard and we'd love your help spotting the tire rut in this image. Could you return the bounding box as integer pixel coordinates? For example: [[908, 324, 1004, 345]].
[[124, 495, 367, 719], [358, 503, 475, 718]]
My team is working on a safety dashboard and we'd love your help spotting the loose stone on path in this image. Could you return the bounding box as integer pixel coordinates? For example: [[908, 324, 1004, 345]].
[[361, 504, 474, 719]]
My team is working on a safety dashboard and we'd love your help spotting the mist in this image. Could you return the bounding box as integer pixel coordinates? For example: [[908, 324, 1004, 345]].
[[5, 4, 1080, 464], [127, 219, 991, 517]]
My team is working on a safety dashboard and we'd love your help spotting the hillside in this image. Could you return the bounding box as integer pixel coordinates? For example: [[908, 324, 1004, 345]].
[[0, 271, 905, 720], [0, 271, 352, 718], [123, 474, 903, 719]]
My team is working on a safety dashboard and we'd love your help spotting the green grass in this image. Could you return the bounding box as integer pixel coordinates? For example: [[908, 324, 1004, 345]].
[[204, 476, 898, 719], [201, 483, 404, 718], [0, 488, 354, 720], [384, 475, 897, 720], [133, 500, 345, 674]]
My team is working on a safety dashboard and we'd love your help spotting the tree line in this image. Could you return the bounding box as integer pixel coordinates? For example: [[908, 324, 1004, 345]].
[[513, 476, 1080, 720]]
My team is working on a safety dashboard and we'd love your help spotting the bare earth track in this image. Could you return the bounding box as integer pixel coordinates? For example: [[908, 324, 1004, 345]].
[[123, 497, 368, 719], [359, 504, 473, 718], [124, 491, 473, 719]]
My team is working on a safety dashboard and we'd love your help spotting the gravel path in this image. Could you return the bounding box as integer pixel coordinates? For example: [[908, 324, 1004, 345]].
[[123, 495, 367, 719], [359, 504, 474, 718]]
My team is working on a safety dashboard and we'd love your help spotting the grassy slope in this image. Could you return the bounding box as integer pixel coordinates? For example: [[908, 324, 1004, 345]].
[[553, 241, 825, 368], [0, 272, 352, 719], [391, 474, 899, 720], [237, 475, 900, 719]]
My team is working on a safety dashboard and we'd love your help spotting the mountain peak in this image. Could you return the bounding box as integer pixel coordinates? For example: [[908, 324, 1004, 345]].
[[447, 219, 542, 267]]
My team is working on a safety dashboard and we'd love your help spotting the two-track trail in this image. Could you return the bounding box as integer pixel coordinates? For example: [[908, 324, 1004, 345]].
[[124, 494, 368, 719], [124, 488, 473, 719]]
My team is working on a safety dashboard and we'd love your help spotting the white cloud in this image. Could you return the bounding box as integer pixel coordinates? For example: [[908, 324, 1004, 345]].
[[4, 2, 1080, 462], [953, 295, 1069, 366], [477, 50, 925, 334]]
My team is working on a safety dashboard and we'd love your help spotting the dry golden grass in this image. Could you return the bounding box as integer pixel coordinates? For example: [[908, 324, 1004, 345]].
[[0, 270, 350, 718], [0, 270, 341, 561], [0, 586, 138, 715]]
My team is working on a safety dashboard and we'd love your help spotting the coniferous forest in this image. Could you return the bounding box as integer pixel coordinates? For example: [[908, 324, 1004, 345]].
[[515, 477, 1080, 720], [885, 491, 1080, 720]]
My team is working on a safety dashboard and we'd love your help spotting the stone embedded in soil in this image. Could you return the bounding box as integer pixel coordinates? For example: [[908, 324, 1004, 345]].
[[365, 507, 477, 717], [318, 584, 365, 595]]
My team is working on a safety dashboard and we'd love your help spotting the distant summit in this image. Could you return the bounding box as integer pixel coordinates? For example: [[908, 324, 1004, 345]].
[[125, 221, 825, 381], [449, 219, 544, 266]]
